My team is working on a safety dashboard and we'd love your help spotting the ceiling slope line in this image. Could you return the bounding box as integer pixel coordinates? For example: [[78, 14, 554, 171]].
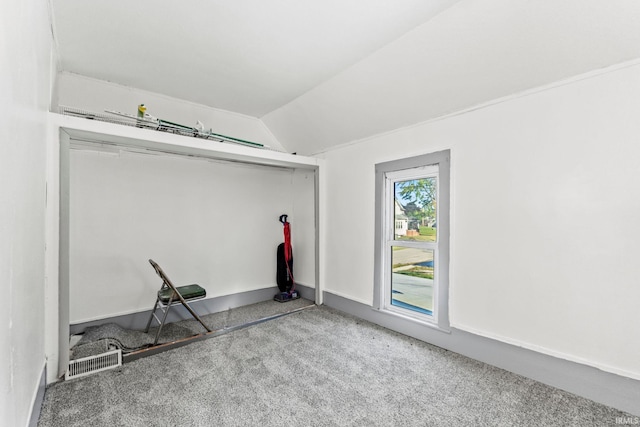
[[258, 1, 463, 120], [308, 56, 640, 157]]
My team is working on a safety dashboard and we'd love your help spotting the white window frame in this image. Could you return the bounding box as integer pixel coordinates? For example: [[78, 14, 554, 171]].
[[383, 166, 439, 321], [374, 150, 450, 331]]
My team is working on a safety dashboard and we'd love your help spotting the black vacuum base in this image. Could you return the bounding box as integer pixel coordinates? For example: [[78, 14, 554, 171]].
[[274, 290, 300, 303]]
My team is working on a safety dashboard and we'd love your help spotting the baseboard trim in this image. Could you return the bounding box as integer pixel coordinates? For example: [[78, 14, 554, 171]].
[[323, 291, 640, 416], [293, 282, 315, 301], [28, 364, 46, 427], [70, 284, 315, 335]]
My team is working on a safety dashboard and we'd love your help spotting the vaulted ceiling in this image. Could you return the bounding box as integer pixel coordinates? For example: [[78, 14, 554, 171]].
[[52, 0, 640, 154], [52, 0, 459, 117]]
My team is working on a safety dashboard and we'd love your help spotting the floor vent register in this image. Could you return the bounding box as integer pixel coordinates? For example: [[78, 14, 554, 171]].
[[65, 348, 122, 380]]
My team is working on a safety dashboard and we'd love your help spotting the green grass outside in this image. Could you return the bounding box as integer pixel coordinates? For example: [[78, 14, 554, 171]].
[[396, 226, 436, 242], [395, 266, 434, 280], [419, 226, 436, 236]]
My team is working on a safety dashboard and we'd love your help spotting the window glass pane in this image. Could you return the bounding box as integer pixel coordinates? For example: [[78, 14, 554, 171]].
[[391, 247, 434, 315], [394, 178, 437, 242]]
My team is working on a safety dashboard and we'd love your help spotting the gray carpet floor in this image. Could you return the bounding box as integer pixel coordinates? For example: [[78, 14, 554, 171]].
[[39, 306, 631, 426], [71, 298, 314, 358]]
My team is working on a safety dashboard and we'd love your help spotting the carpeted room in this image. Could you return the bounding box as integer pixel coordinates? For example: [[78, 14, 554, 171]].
[[4, 1, 640, 426], [38, 306, 632, 426]]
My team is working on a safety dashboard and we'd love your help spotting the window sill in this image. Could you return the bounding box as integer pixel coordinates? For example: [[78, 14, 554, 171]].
[[373, 306, 451, 334]]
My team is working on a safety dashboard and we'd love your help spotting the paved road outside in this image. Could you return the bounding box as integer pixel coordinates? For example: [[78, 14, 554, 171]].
[[390, 247, 434, 312], [391, 273, 433, 312], [392, 247, 433, 265]]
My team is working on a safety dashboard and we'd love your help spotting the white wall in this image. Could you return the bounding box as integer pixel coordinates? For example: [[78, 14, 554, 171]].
[[263, 0, 640, 156], [0, 0, 53, 424], [69, 147, 315, 323], [291, 168, 317, 287], [319, 62, 640, 380], [57, 72, 286, 152]]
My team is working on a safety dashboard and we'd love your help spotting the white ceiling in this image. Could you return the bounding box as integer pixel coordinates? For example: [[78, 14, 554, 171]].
[[52, 1, 640, 154], [263, 0, 640, 154], [51, 0, 459, 118]]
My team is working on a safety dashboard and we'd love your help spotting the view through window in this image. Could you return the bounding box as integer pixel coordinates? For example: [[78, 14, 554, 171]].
[[390, 174, 437, 316], [375, 150, 450, 329]]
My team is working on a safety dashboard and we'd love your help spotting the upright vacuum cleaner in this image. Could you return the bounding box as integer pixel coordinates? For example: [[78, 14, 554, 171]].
[[274, 214, 300, 302]]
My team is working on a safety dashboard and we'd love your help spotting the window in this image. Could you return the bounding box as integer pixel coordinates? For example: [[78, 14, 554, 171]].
[[374, 150, 450, 329]]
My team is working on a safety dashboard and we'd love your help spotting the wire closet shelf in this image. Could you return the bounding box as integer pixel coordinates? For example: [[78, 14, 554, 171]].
[[59, 105, 276, 151]]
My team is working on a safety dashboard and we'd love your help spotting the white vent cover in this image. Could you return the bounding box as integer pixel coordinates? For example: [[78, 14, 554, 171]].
[[66, 349, 122, 380]]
